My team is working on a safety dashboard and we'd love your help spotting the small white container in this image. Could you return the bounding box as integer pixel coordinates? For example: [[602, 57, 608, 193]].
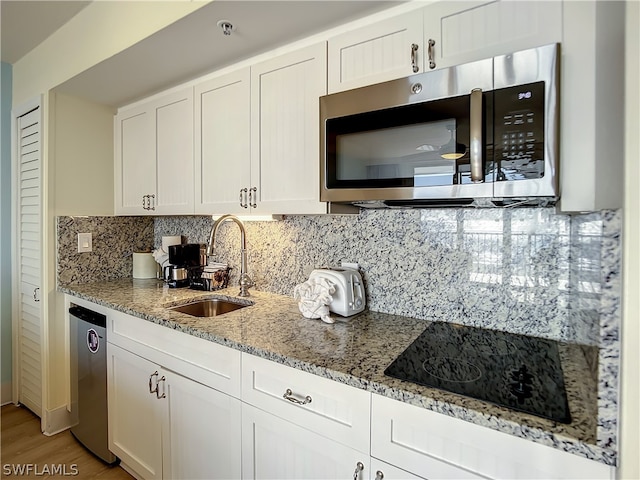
[[133, 252, 156, 279]]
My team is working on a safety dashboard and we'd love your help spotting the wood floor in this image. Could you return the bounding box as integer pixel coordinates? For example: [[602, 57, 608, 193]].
[[1, 404, 133, 479]]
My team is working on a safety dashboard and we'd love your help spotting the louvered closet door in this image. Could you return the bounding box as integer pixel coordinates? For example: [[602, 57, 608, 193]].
[[16, 107, 43, 416]]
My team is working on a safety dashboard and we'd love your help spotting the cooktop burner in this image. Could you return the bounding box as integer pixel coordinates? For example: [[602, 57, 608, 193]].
[[384, 322, 571, 423]]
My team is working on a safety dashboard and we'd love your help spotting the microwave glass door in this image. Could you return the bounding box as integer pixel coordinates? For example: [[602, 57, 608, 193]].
[[325, 94, 493, 189]]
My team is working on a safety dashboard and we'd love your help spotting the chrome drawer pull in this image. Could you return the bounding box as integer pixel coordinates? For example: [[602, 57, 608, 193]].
[[148, 371, 159, 394], [283, 388, 312, 405], [239, 188, 248, 208], [410, 43, 419, 73], [156, 375, 166, 399], [375, 471, 384, 480], [353, 461, 364, 480], [427, 38, 436, 69]]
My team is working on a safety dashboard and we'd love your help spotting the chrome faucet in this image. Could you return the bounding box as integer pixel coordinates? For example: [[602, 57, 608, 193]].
[[207, 214, 254, 297]]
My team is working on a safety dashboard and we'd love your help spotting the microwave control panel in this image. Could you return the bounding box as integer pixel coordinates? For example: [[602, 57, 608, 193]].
[[494, 81, 545, 182]]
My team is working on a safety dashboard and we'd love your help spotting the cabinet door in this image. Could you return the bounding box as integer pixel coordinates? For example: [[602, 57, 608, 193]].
[[154, 88, 194, 214], [107, 343, 162, 480], [195, 68, 251, 215], [163, 368, 242, 480], [371, 394, 613, 480], [327, 10, 423, 93], [241, 403, 369, 480], [423, 0, 562, 71], [114, 103, 155, 215], [250, 42, 328, 215]]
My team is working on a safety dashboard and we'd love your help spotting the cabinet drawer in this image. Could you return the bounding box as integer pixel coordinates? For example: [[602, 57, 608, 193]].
[[107, 308, 241, 398], [241, 353, 370, 453], [371, 394, 614, 480]]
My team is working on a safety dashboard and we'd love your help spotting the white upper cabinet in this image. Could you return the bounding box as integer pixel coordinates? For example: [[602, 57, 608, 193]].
[[327, 10, 423, 93], [424, 1, 562, 71], [114, 103, 156, 215], [112, 0, 622, 215], [115, 87, 194, 215], [250, 42, 328, 214], [328, 1, 562, 93], [194, 68, 251, 215]]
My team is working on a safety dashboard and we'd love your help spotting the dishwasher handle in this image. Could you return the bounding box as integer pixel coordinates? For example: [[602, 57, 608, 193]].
[[69, 305, 107, 328]]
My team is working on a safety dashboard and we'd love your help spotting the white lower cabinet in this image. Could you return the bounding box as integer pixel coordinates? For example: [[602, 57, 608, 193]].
[[105, 306, 242, 480], [242, 403, 369, 480], [107, 343, 242, 480], [163, 368, 241, 480], [240, 352, 371, 479], [108, 344, 163, 479], [371, 394, 614, 480]]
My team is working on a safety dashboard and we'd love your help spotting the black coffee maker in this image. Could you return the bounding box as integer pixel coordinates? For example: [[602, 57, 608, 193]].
[[164, 243, 206, 288]]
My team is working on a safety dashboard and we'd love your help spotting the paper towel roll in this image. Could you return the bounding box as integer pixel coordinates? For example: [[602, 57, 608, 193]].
[[162, 235, 182, 251], [133, 252, 157, 279]]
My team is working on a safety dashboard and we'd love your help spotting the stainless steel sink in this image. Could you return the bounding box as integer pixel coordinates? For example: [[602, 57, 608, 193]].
[[168, 298, 249, 317]]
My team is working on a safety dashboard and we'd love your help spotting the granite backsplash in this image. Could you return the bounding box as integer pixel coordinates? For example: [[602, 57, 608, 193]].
[[57, 209, 621, 345]]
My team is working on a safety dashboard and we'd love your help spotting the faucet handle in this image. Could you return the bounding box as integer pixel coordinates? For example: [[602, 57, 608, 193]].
[[239, 273, 254, 297]]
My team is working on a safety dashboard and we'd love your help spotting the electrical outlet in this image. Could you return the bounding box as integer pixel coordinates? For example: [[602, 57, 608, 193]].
[[77, 233, 92, 253], [341, 261, 359, 270]]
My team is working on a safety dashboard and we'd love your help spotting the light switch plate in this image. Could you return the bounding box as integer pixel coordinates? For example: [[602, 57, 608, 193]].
[[77, 233, 92, 253]]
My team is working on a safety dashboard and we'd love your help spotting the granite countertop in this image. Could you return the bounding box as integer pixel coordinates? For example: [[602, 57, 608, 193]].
[[60, 278, 611, 466]]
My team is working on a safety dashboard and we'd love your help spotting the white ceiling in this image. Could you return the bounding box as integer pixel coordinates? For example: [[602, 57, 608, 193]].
[[1, 0, 397, 107]]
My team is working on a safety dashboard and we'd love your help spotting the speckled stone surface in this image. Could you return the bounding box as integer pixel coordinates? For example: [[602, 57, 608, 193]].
[[56, 207, 621, 466], [60, 279, 612, 466], [57, 216, 154, 284], [154, 208, 617, 345]]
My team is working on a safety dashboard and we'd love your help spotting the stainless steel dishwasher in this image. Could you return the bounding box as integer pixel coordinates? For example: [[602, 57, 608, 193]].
[[69, 304, 118, 464]]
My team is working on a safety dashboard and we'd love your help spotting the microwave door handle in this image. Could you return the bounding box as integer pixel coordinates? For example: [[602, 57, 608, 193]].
[[470, 88, 483, 183]]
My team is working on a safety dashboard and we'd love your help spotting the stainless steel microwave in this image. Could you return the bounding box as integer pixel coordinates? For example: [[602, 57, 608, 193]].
[[320, 43, 560, 208]]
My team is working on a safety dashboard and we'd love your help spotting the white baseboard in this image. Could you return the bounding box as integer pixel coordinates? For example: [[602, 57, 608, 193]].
[[42, 404, 71, 436], [1, 381, 13, 405]]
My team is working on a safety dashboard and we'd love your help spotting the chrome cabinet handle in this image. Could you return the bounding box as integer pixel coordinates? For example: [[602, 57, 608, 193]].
[[156, 375, 166, 399], [148, 371, 159, 394], [353, 461, 364, 480], [33, 288, 40, 302], [249, 187, 257, 208], [142, 194, 156, 210], [410, 43, 419, 73], [375, 471, 384, 480], [283, 388, 312, 405], [239, 188, 248, 208], [469, 88, 484, 183], [427, 39, 436, 69]]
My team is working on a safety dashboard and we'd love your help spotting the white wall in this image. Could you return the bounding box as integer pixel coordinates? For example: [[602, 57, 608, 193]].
[[12, 1, 209, 106], [619, 2, 640, 479], [10, 0, 209, 432], [39, 93, 117, 430], [50, 93, 115, 216]]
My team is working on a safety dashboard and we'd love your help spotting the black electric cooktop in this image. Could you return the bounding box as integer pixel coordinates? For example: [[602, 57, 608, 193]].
[[384, 322, 571, 423]]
